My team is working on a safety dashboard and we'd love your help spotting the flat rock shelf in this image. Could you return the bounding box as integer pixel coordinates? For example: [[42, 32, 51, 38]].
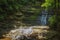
[[0, 26, 49, 40]]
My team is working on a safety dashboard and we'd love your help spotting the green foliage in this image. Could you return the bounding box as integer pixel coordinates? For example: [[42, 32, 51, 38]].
[[48, 2, 60, 40], [48, 15, 56, 27], [41, 0, 54, 9], [0, 0, 42, 20]]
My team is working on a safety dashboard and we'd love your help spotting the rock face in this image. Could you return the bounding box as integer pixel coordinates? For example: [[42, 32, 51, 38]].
[[2, 26, 49, 40], [32, 26, 49, 39]]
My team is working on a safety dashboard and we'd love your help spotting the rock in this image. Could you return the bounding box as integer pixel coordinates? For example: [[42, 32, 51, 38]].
[[3, 26, 49, 40], [0, 37, 11, 40]]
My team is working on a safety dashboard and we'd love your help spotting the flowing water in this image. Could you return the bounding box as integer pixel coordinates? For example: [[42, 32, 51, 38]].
[[8, 26, 35, 40], [37, 10, 48, 25]]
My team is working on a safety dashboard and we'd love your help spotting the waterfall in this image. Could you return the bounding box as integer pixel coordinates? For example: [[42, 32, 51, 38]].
[[41, 10, 48, 25], [37, 10, 48, 25]]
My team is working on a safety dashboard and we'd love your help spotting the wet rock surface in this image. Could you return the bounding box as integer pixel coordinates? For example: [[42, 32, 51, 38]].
[[0, 26, 49, 40]]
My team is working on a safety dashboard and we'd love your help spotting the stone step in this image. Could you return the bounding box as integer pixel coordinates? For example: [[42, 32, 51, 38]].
[[32, 26, 49, 29]]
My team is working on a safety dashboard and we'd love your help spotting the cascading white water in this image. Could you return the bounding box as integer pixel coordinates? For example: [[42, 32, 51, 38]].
[[8, 26, 34, 40], [41, 10, 48, 25], [37, 10, 48, 25]]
